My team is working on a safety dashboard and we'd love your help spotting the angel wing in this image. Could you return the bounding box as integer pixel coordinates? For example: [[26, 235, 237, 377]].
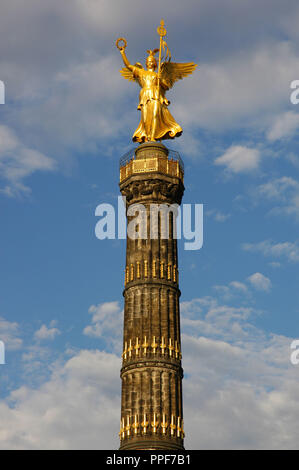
[[160, 61, 197, 90], [119, 63, 143, 82]]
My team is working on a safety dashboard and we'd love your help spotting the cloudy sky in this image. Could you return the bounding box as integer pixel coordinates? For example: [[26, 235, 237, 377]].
[[0, 0, 299, 449]]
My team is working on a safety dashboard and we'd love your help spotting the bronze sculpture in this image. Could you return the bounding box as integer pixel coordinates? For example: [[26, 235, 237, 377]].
[[116, 20, 197, 143]]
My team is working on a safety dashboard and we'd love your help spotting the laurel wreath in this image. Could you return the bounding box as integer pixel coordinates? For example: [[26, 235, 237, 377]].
[[116, 38, 127, 50]]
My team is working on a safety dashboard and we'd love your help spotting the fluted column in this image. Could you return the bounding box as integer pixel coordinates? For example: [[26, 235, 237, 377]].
[[119, 142, 185, 450]]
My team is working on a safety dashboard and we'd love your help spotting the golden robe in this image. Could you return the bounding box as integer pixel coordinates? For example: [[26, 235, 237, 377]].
[[131, 66, 182, 143]]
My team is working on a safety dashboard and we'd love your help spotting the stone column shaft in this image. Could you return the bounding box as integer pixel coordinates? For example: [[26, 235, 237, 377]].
[[119, 143, 185, 450]]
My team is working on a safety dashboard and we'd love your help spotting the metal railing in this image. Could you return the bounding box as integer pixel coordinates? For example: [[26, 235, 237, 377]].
[[119, 146, 184, 172]]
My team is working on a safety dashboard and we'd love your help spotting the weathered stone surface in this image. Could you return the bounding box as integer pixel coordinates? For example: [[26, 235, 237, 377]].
[[119, 143, 185, 450]]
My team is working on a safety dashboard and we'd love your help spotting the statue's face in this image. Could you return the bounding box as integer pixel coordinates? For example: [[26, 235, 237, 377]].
[[146, 57, 157, 71]]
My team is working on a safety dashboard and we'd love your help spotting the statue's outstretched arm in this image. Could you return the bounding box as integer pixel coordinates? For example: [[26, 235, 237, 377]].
[[120, 49, 133, 71]]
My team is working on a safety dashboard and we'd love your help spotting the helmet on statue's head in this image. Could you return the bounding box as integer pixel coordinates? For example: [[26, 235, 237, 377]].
[[146, 49, 159, 70]]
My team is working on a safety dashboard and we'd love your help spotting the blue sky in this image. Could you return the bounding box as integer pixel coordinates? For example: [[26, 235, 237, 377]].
[[0, 0, 299, 449]]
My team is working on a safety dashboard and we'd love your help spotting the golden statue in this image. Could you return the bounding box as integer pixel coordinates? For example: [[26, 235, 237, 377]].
[[116, 20, 197, 143]]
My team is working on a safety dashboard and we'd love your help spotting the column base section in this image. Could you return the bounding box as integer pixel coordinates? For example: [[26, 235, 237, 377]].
[[119, 435, 184, 450]]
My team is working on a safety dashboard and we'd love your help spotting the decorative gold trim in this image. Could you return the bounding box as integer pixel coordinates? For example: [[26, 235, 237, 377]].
[[133, 158, 158, 174], [119, 419, 124, 440], [152, 259, 157, 278], [119, 413, 184, 441], [120, 417, 125, 440], [125, 416, 131, 437], [128, 339, 133, 358], [120, 155, 184, 183], [161, 413, 168, 435], [130, 264, 134, 281], [122, 336, 181, 362], [132, 414, 139, 435], [160, 261, 164, 278], [168, 338, 174, 357], [142, 336, 149, 355], [160, 336, 166, 355], [170, 414, 176, 436], [181, 419, 185, 438], [122, 341, 127, 361], [134, 337, 140, 357], [177, 416, 182, 437], [144, 260, 148, 277], [173, 265, 177, 283], [151, 336, 158, 355], [151, 413, 159, 434], [175, 340, 179, 359], [125, 260, 178, 284], [141, 413, 149, 434], [136, 261, 141, 279]]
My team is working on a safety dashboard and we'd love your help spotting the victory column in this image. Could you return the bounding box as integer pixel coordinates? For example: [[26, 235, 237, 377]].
[[116, 20, 197, 450]]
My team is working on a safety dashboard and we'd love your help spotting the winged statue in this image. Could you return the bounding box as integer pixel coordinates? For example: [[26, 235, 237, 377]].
[[116, 20, 197, 143]]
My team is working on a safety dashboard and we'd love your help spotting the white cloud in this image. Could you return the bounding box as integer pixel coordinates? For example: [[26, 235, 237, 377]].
[[255, 177, 299, 221], [0, 295, 298, 449], [258, 176, 299, 200], [287, 153, 299, 169], [0, 349, 120, 449], [214, 146, 261, 173], [1, 0, 299, 448], [267, 111, 299, 141], [0, 1, 298, 184], [180, 297, 299, 449], [175, 40, 299, 135], [0, 125, 56, 197], [242, 240, 299, 263], [83, 301, 123, 353], [206, 209, 231, 222], [34, 325, 61, 341], [213, 273, 272, 299], [181, 297, 255, 342], [0, 317, 22, 351], [247, 272, 272, 292], [229, 281, 248, 292], [214, 212, 231, 222], [213, 280, 249, 301], [269, 261, 281, 268], [21, 344, 55, 387]]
